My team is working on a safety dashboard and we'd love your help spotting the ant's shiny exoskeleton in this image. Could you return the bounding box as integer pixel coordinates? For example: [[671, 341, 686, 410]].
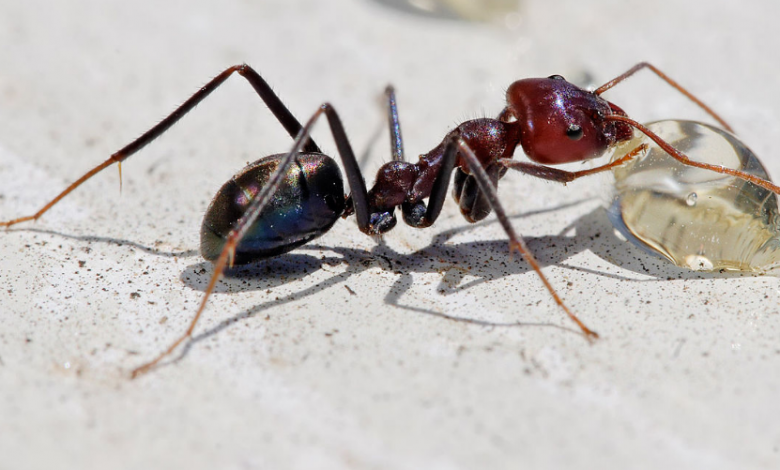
[[4, 63, 779, 378]]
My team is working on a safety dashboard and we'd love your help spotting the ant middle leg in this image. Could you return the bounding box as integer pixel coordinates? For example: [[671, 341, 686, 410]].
[[450, 108, 525, 223], [380, 85, 460, 229], [385, 86, 405, 162], [0, 64, 319, 228]]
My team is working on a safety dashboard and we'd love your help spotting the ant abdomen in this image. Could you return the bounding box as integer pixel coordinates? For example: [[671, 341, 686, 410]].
[[200, 153, 345, 264]]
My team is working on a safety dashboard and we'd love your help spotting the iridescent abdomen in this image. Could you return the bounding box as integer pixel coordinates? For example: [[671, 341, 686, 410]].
[[200, 153, 345, 264]]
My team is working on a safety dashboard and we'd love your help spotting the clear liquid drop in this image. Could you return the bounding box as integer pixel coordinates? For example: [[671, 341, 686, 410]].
[[608, 120, 780, 272]]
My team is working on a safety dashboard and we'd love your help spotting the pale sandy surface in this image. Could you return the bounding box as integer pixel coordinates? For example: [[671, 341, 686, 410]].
[[1, 1, 779, 469]]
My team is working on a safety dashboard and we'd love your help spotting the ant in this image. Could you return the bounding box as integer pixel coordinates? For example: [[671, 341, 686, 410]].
[[3, 62, 779, 378]]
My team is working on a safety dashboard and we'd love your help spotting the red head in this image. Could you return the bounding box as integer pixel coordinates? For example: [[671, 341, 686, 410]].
[[506, 75, 633, 165]]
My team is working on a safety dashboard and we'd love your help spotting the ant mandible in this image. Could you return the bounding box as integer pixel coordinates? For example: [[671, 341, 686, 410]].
[[3, 63, 778, 378]]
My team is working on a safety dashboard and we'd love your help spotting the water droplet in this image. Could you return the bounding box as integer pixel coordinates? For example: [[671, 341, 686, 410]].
[[684, 254, 714, 271], [608, 120, 780, 272]]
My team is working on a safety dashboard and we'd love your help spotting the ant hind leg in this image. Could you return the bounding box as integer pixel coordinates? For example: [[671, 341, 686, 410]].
[[131, 102, 372, 378], [0, 64, 318, 228]]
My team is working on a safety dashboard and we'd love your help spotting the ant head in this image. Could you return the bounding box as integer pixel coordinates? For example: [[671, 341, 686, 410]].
[[506, 75, 632, 165]]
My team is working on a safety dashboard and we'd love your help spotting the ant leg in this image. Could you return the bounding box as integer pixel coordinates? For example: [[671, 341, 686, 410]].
[[381, 84, 453, 227], [343, 86, 409, 231], [0, 64, 318, 228], [606, 115, 780, 195], [131, 103, 370, 378], [399, 132, 596, 337], [382, 86, 459, 228], [443, 107, 514, 223], [401, 136, 461, 228], [594, 62, 733, 132], [450, 135, 598, 339], [385, 86, 405, 161], [498, 144, 648, 184]]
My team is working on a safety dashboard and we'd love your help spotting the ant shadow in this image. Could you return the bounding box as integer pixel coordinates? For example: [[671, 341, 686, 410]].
[[170, 199, 760, 366], [561, 206, 763, 281], [172, 233, 578, 367], [8, 227, 199, 259], [9, 199, 761, 370]]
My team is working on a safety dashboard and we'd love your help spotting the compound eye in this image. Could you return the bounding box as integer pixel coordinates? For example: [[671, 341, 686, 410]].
[[566, 124, 583, 140], [548, 74, 566, 81]]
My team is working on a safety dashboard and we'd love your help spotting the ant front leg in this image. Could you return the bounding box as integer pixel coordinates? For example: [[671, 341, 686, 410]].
[[498, 144, 649, 184], [438, 133, 598, 340], [131, 103, 371, 378], [450, 108, 516, 223], [0, 64, 319, 228]]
